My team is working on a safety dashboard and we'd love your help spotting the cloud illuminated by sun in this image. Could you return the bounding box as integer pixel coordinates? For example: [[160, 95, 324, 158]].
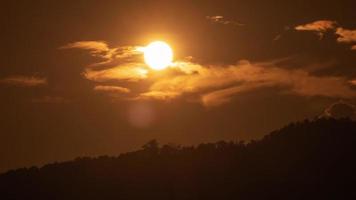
[[62, 40, 356, 107]]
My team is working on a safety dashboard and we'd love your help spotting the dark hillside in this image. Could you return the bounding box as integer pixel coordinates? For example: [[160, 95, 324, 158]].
[[1, 118, 356, 200]]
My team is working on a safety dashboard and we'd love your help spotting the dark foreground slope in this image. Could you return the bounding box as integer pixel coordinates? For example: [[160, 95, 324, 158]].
[[1, 118, 356, 200]]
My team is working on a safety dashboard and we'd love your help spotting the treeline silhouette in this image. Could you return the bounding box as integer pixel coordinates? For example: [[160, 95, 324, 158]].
[[1, 118, 356, 199]]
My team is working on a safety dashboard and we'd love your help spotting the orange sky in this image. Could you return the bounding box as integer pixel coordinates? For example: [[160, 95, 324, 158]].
[[1, 0, 356, 172]]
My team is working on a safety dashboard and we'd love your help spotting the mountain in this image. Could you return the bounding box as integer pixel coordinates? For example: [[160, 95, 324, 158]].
[[1, 118, 356, 200]]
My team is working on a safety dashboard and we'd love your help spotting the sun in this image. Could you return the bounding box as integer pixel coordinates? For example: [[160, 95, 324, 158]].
[[143, 41, 173, 70]]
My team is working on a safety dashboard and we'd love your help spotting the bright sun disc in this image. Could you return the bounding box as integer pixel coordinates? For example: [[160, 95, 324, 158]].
[[144, 41, 173, 70]]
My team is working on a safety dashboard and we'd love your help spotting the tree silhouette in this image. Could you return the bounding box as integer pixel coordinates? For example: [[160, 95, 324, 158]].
[[1, 118, 356, 199]]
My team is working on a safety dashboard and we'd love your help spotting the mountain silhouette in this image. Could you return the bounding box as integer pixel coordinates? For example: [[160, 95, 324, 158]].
[[1, 118, 356, 199]]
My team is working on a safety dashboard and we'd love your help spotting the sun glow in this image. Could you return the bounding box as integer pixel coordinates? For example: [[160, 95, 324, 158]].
[[143, 41, 173, 70]]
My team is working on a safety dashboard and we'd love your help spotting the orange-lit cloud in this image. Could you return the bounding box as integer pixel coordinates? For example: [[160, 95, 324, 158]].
[[0, 75, 47, 87], [336, 28, 356, 50], [350, 80, 356, 85], [61, 41, 143, 66], [335, 28, 356, 50], [143, 60, 355, 106], [63, 40, 356, 107], [94, 85, 130, 93], [202, 83, 266, 107], [336, 28, 356, 43], [138, 91, 180, 101], [295, 20, 337, 38], [295, 21, 356, 50], [83, 64, 148, 82], [206, 16, 244, 26]]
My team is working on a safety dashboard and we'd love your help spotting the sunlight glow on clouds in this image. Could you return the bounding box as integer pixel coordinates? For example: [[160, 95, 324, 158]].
[[94, 85, 130, 93], [145, 60, 356, 106], [61, 41, 143, 66], [350, 80, 356, 86], [138, 91, 181, 101], [295, 20, 337, 38], [83, 64, 148, 82], [336, 28, 356, 43], [296, 20, 356, 50], [63, 41, 356, 107]]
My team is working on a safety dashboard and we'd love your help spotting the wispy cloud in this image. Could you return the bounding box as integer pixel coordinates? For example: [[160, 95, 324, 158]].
[[94, 85, 130, 93], [202, 83, 266, 107], [0, 75, 47, 87], [61, 41, 142, 66], [62, 41, 148, 83], [61, 41, 110, 52], [83, 64, 148, 82], [63, 40, 356, 107], [295, 20, 356, 50], [295, 20, 337, 39], [206, 16, 244, 26], [140, 60, 356, 106], [138, 91, 181, 101]]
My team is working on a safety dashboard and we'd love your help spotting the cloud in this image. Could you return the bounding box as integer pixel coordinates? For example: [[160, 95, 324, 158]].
[[295, 20, 356, 50], [202, 83, 267, 107], [83, 64, 148, 82], [141, 60, 356, 106], [61, 41, 110, 52], [295, 20, 337, 38], [64, 40, 356, 107], [321, 101, 356, 120], [62, 41, 149, 83], [138, 91, 180, 101], [0, 75, 47, 87], [94, 85, 130, 93], [335, 28, 356, 50], [350, 80, 356, 86], [61, 41, 142, 66], [336, 28, 356, 43], [206, 16, 244, 26]]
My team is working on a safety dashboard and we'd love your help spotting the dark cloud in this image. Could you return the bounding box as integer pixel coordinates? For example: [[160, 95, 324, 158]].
[[206, 15, 244, 26]]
